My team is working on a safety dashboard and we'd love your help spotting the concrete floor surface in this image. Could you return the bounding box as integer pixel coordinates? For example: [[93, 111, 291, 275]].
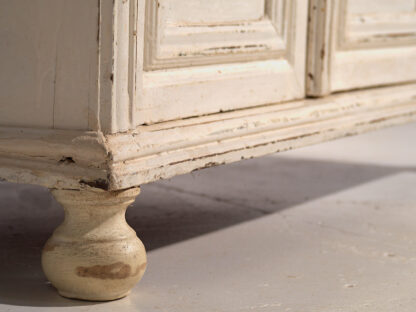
[[1, 122, 416, 311]]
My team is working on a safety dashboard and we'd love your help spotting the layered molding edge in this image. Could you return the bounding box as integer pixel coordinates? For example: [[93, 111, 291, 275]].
[[1, 83, 416, 191]]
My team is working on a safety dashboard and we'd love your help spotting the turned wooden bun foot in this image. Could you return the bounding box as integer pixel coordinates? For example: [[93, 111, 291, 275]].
[[41, 188, 146, 301]]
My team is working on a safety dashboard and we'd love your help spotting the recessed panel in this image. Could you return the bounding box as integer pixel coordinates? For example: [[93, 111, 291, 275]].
[[136, 0, 308, 125], [306, 0, 416, 96], [343, 0, 416, 47], [162, 0, 265, 25], [347, 0, 415, 15], [144, 0, 290, 70]]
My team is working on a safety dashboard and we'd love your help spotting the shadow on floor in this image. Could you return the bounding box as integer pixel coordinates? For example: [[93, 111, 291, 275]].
[[0, 183, 100, 307], [131, 157, 415, 251], [0, 156, 413, 307]]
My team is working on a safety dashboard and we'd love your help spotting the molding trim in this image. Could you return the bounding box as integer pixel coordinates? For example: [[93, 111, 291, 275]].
[[306, 0, 333, 96], [0, 128, 109, 190], [1, 83, 416, 191], [98, 0, 139, 134], [136, 0, 308, 126], [307, 0, 416, 96], [143, 0, 292, 70]]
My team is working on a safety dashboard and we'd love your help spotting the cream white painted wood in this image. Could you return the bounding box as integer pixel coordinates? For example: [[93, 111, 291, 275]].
[[307, 0, 416, 96], [0, 0, 100, 130], [0, 0, 138, 134], [2, 83, 416, 191], [135, 0, 308, 125], [42, 188, 146, 301], [2, 0, 416, 302], [144, 0, 287, 69]]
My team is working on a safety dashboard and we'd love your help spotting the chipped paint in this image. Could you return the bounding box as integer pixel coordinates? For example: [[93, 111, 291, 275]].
[[76, 261, 147, 280]]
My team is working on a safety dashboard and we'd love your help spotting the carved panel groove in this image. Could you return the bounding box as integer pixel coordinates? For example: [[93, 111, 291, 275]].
[[339, 0, 416, 49], [144, 0, 293, 70]]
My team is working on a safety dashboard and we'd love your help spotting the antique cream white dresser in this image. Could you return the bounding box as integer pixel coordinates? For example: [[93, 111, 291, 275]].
[[1, 0, 416, 301]]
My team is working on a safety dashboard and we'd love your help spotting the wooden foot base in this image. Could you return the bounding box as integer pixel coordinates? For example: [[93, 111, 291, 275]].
[[41, 188, 146, 301]]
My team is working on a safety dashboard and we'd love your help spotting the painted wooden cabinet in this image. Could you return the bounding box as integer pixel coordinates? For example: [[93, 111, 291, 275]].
[[139, 0, 308, 124], [1, 0, 416, 301], [307, 0, 416, 96]]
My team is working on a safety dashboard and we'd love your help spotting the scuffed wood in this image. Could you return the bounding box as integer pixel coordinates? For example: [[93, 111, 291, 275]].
[[138, 0, 308, 125], [98, 0, 134, 134], [98, 0, 139, 134], [0, 158, 108, 191], [0, 128, 108, 167], [107, 83, 416, 189], [0, 128, 108, 190], [306, 0, 332, 96], [42, 188, 146, 301], [1, 83, 416, 190], [4, 83, 414, 191], [144, 0, 287, 70], [140, 60, 304, 124], [108, 83, 416, 160], [307, 0, 416, 96], [2, 83, 416, 191]]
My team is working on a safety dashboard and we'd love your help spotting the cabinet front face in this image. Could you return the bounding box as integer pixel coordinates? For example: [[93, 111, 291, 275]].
[[135, 0, 308, 125], [307, 0, 416, 96]]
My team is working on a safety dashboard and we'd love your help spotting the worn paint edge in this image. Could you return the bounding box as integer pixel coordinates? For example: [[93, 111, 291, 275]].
[[1, 83, 416, 190], [0, 128, 109, 190]]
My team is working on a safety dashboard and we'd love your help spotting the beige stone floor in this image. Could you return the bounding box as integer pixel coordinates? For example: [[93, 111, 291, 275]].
[[1, 122, 416, 312]]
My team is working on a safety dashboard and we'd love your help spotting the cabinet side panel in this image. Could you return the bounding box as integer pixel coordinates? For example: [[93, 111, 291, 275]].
[[0, 0, 99, 130]]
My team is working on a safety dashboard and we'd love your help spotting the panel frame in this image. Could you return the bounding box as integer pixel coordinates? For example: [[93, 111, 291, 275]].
[[340, 1, 416, 49], [135, 0, 308, 125], [2, 83, 416, 191], [307, 0, 416, 97], [144, 0, 290, 70]]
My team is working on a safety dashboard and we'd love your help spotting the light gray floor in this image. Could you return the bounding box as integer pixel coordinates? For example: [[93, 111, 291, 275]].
[[1, 122, 416, 312]]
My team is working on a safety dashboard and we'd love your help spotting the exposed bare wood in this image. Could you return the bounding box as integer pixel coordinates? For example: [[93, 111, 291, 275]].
[[306, 0, 333, 96], [0, 128, 108, 189], [42, 188, 146, 301], [144, 0, 289, 70]]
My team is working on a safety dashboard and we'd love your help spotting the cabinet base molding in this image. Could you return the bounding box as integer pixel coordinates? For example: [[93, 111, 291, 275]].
[[41, 187, 146, 301], [1, 83, 416, 192]]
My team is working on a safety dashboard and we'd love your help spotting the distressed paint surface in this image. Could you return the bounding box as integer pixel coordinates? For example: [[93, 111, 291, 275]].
[[138, 0, 307, 125], [2, 1, 416, 303], [144, 0, 289, 70], [0, 1, 416, 300], [0, 1, 416, 190], [307, 0, 416, 96], [42, 188, 147, 301], [1, 83, 416, 191]]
